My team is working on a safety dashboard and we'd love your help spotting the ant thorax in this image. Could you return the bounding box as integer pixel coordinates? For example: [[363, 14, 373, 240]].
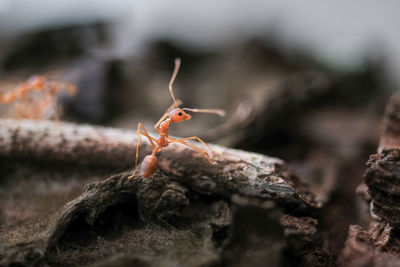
[[159, 119, 171, 135]]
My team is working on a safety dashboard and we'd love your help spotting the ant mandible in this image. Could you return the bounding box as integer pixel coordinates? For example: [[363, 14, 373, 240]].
[[130, 58, 225, 178]]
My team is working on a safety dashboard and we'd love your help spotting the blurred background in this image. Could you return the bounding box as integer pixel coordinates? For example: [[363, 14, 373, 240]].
[[0, 0, 398, 256]]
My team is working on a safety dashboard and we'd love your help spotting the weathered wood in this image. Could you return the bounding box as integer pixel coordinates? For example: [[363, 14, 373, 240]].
[[344, 93, 400, 266], [45, 171, 191, 256], [365, 150, 400, 225], [280, 215, 335, 267], [363, 94, 400, 226], [379, 93, 400, 152], [0, 119, 320, 209], [216, 195, 285, 267], [0, 119, 140, 169], [339, 224, 400, 267]]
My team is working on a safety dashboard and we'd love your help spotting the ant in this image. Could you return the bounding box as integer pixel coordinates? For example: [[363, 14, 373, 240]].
[[0, 75, 76, 120], [130, 58, 225, 178]]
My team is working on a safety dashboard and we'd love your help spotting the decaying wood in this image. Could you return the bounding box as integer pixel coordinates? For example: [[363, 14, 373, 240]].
[[45, 171, 191, 256], [216, 195, 285, 267], [211, 196, 335, 267], [363, 93, 400, 226], [280, 215, 335, 267], [379, 93, 400, 152], [0, 119, 139, 169], [0, 118, 320, 208], [343, 93, 400, 266], [44, 170, 231, 265], [364, 150, 400, 225], [0, 118, 326, 266], [44, 172, 333, 266], [339, 224, 400, 267]]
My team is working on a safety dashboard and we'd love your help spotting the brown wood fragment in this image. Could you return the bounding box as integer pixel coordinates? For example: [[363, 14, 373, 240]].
[[363, 92, 400, 226], [45, 171, 190, 256], [340, 225, 400, 267], [361, 94, 400, 226], [0, 119, 140, 169], [0, 119, 325, 266], [213, 198, 335, 267], [216, 195, 285, 267], [364, 150, 400, 225], [0, 119, 321, 208], [379, 93, 400, 152], [280, 215, 335, 267], [346, 93, 400, 266]]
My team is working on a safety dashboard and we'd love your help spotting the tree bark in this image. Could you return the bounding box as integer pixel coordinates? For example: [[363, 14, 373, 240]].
[[0, 119, 320, 208]]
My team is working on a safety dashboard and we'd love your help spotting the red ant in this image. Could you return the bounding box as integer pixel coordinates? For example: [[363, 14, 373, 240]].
[[130, 58, 225, 178], [0, 75, 76, 120]]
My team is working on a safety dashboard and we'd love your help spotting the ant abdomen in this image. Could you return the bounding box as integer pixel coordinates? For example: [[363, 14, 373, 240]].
[[141, 154, 158, 178]]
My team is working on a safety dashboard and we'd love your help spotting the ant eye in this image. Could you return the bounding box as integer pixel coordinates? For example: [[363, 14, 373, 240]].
[[178, 112, 182, 116]]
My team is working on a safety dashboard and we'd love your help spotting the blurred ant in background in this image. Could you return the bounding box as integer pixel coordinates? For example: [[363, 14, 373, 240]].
[[130, 58, 225, 178], [0, 75, 76, 120]]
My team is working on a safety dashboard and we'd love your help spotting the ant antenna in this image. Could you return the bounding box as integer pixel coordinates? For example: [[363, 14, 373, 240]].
[[169, 58, 181, 105], [182, 108, 226, 117]]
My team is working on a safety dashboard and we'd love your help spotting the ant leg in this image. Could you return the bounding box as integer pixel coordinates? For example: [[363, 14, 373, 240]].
[[130, 124, 143, 179], [139, 123, 157, 149], [15, 101, 32, 119], [129, 123, 157, 179], [154, 113, 168, 134], [139, 124, 158, 145], [15, 103, 23, 121], [51, 100, 62, 134], [176, 136, 214, 157], [1, 84, 25, 103], [167, 137, 216, 164]]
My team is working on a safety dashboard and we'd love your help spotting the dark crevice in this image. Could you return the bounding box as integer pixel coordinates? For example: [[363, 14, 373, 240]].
[[56, 199, 141, 252]]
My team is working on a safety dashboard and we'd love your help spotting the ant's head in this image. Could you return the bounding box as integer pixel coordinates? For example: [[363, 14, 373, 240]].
[[168, 108, 192, 122]]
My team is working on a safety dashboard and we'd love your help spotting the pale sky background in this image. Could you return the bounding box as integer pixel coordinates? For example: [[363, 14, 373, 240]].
[[0, 0, 399, 82]]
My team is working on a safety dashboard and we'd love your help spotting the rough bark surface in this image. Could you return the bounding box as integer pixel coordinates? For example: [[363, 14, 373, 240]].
[[379, 93, 400, 152], [0, 119, 320, 208], [280, 215, 335, 267], [364, 93, 400, 225], [339, 224, 400, 267], [0, 119, 328, 267], [342, 93, 400, 266], [365, 150, 400, 225]]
